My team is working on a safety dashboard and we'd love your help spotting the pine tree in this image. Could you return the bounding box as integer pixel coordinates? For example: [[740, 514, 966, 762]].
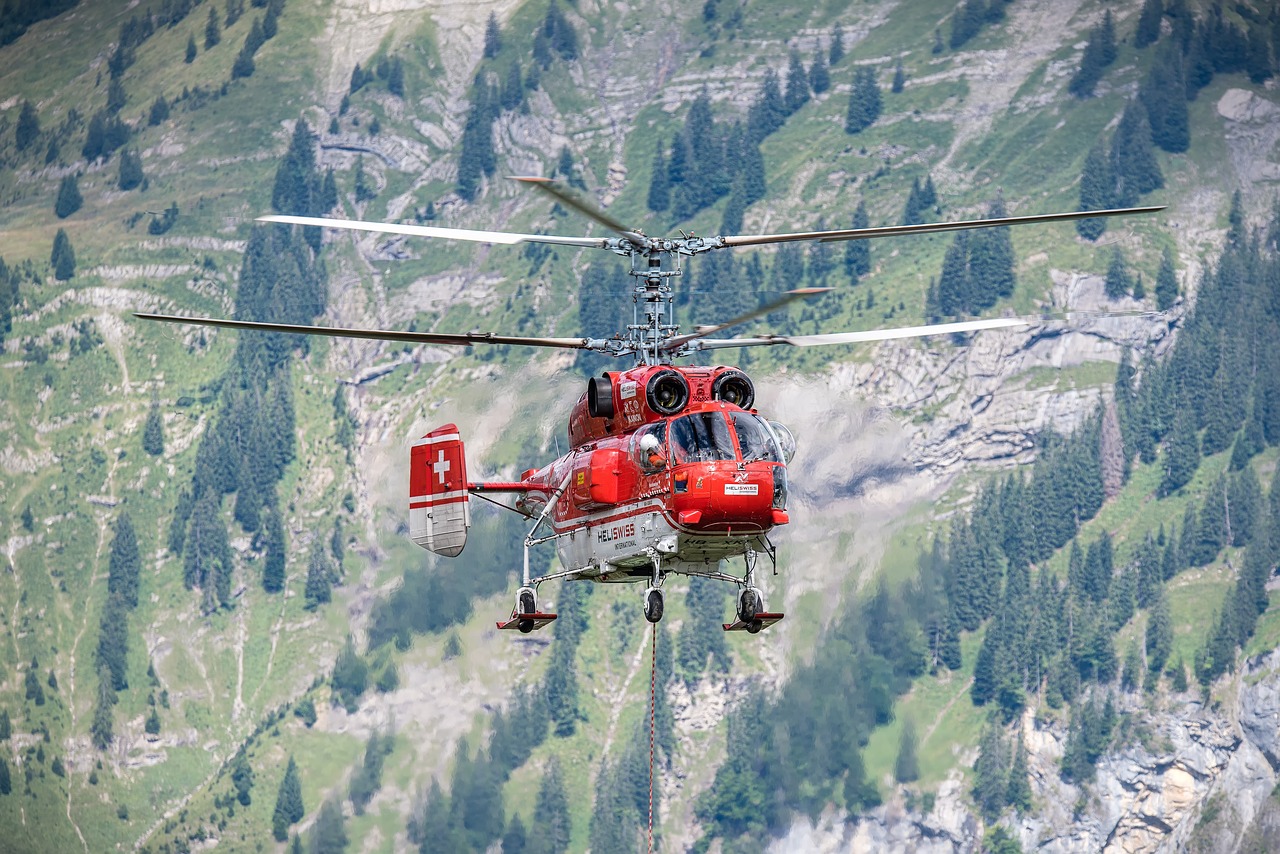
[[1105, 247, 1132, 300], [1006, 734, 1032, 812], [1161, 408, 1200, 496], [15, 99, 39, 151], [304, 535, 331, 610], [1147, 588, 1173, 676], [844, 200, 871, 282], [784, 48, 810, 114], [829, 25, 845, 65], [503, 814, 528, 854], [310, 797, 347, 853], [261, 501, 286, 592], [1142, 45, 1190, 153], [1135, 0, 1163, 49], [354, 154, 376, 202], [808, 48, 830, 94], [107, 512, 141, 609], [1155, 246, 1178, 310], [205, 6, 221, 48], [51, 228, 76, 280], [272, 755, 305, 841], [950, 0, 987, 49], [90, 667, 116, 749], [331, 635, 368, 712], [972, 722, 1008, 821], [894, 717, 920, 783], [143, 398, 164, 456], [891, 61, 906, 93], [534, 758, 572, 854], [0, 757, 9, 795], [1110, 100, 1163, 205], [0, 709, 9, 740], [845, 67, 882, 134], [483, 12, 502, 58], [118, 148, 144, 191], [185, 33, 197, 63], [55, 174, 83, 219]]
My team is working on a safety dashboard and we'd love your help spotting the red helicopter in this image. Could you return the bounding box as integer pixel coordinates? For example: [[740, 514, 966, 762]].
[[137, 178, 1158, 634]]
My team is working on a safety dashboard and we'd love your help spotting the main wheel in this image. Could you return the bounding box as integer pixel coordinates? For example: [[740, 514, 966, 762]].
[[518, 588, 536, 615], [737, 588, 760, 623], [746, 619, 763, 634], [517, 619, 535, 634], [644, 588, 664, 623]]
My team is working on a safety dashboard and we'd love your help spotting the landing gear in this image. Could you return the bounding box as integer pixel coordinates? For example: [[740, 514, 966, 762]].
[[644, 587, 664, 623], [517, 587, 537, 634], [738, 587, 764, 633], [496, 586, 558, 633]]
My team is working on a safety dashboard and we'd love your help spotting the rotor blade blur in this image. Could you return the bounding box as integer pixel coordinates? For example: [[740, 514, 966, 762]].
[[134, 313, 596, 350], [256, 214, 609, 249], [661, 288, 832, 352], [719, 205, 1165, 249], [511, 176, 649, 245], [695, 317, 1029, 350]]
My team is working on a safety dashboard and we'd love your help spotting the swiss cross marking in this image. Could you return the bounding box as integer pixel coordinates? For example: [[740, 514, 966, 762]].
[[433, 449, 451, 485]]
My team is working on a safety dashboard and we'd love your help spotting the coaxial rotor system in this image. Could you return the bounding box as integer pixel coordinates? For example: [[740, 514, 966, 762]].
[[135, 176, 1162, 363]]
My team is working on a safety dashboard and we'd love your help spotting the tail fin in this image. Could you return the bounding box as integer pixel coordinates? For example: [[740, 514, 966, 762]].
[[409, 424, 470, 557]]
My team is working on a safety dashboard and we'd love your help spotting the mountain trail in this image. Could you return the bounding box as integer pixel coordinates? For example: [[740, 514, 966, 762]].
[[600, 622, 654, 763]]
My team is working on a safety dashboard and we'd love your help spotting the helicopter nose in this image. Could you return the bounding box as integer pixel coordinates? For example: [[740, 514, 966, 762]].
[[670, 463, 782, 531]]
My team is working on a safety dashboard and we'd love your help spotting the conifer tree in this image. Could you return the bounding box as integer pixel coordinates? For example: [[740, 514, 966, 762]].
[[118, 149, 144, 191], [15, 99, 39, 151], [950, 0, 987, 49], [894, 717, 919, 783], [784, 48, 810, 114], [0, 708, 9, 740], [1142, 45, 1189, 153], [1104, 247, 1132, 300], [829, 24, 845, 65], [304, 536, 332, 610], [1135, 0, 1163, 49], [1110, 100, 1163, 206], [844, 200, 871, 281], [1006, 734, 1032, 813], [1155, 246, 1178, 310], [1077, 140, 1112, 240], [845, 67, 881, 134], [534, 758, 572, 854], [91, 666, 117, 749], [647, 143, 671, 213], [354, 154, 376, 202], [891, 61, 905, 93], [143, 398, 164, 456], [205, 6, 221, 48], [503, 814, 528, 854], [1160, 408, 1200, 496], [272, 755, 305, 841], [483, 12, 502, 58], [972, 723, 1008, 820], [261, 501, 286, 592], [808, 48, 830, 94], [186, 33, 197, 62], [96, 592, 131, 690], [55, 174, 83, 219], [107, 512, 141, 609], [0, 756, 9, 795]]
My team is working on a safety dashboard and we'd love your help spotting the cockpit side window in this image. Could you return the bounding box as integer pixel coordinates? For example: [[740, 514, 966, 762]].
[[730, 412, 783, 463], [669, 412, 737, 463], [634, 422, 668, 473]]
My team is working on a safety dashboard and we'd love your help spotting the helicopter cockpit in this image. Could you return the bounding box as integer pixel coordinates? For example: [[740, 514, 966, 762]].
[[633, 410, 795, 472]]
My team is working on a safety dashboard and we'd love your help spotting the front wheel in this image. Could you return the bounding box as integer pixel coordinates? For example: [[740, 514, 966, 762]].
[[644, 588, 664, 623], [737, 588, 760, 623]]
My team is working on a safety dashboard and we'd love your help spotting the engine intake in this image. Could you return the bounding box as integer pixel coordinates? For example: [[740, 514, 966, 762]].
[[713, 369, 755, 410], [646, 369, 689, 415]]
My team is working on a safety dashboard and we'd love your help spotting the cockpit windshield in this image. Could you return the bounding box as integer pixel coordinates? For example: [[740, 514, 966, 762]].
[[669, 412, 737, 463], [730, 411, 784, 463]]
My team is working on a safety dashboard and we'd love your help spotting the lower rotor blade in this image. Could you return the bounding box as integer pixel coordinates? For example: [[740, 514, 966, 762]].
[[257, 214, 609, 249], [695, 317, 1029, 350], [134, 313, 596, 350], [661, 288, 832, 352], [719, 206, 1165, 249]]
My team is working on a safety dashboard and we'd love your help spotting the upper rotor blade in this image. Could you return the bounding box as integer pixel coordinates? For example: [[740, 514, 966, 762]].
[[661, 288, 832, 352], [511, 176, 649, 245], [134, 313, 596, 350], [719, 205, 1165, 249], [695, 317, 1029, 350], [257, 214, 609, 249]]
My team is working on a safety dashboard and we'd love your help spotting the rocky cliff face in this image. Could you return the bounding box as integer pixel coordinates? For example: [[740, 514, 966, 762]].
[[770, 647, 1280, 854]]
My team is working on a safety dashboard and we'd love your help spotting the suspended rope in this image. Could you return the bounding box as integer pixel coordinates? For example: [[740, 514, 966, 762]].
[[649, 619, 657, 854]]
